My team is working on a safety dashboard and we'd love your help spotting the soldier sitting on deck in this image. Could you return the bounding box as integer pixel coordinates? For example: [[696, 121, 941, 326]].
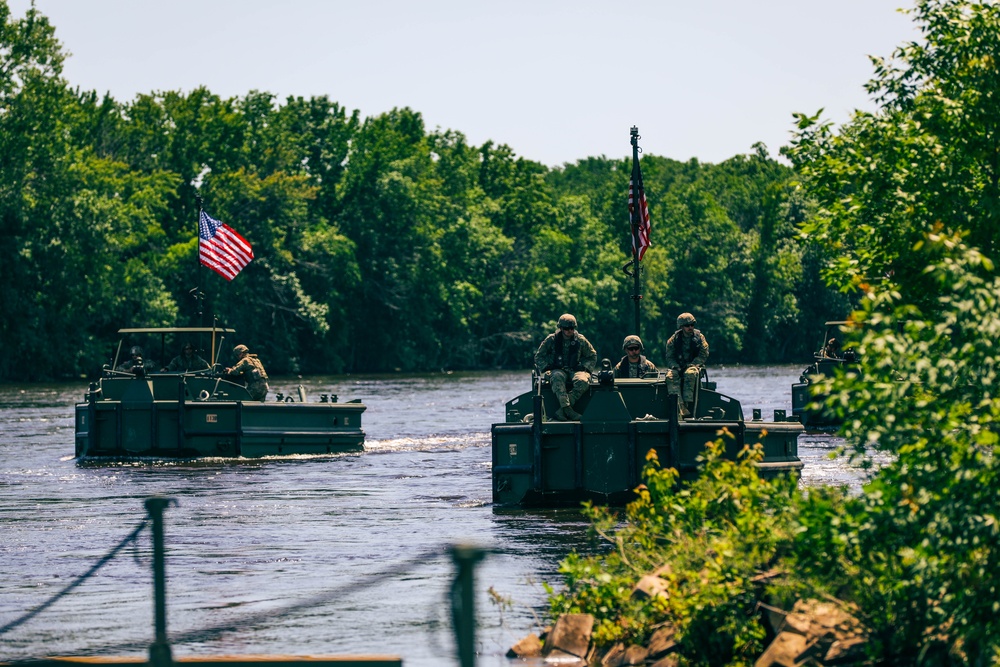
[[533, 314, 598, 421], [613, 335, 658, 378], [664, 312, 709, 417]]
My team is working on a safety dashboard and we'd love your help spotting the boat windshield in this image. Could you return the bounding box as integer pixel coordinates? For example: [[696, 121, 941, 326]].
[[110, 327, 236, 372]]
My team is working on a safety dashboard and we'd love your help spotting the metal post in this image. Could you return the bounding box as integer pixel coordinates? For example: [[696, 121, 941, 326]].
[[450, 545, 486, 667], [145, 497, 176, 667], [629, 126, 643, 337], [195, 195, 205, 329], [532, 375, 543, 491], [86, 383, 98, 457]]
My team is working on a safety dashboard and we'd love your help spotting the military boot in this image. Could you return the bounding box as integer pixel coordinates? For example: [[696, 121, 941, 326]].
[[563, 406, 582, 421]]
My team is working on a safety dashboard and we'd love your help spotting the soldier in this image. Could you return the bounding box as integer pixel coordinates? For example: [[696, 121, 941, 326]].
[[664, 312, 709, 416], [161, 342, 210, 373], [613, 335, 658, 378], [116, 346, 148, 375], [533, 313, 597, 421], [224, 344, 270, 401]]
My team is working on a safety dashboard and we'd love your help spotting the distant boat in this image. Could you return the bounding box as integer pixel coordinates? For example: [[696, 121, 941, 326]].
[[75, 327, 365, 459], [791, 320, 860, 429]]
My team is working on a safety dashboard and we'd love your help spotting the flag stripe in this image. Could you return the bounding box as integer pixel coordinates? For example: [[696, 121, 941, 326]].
[[198, 210, 253, 281], [628, 162, 651, 260]]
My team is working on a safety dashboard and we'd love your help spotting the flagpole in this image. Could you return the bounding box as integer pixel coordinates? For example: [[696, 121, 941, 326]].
[[195, 195, 214, 364], [195, 195, 205, 331], [629, 126, 642, 337]]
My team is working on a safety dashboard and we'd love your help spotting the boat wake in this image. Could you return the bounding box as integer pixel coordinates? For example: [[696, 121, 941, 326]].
[[364, 432, 491, 453]]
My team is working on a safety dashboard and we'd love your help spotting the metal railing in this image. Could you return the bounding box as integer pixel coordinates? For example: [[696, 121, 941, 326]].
[[1, 498, 488, 667]]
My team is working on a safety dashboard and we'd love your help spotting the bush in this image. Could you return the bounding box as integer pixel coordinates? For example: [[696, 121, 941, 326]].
[[548, 435, 799, 665]]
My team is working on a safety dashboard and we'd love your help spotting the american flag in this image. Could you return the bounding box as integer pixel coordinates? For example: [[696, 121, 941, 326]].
[[198, 210, 253, 281], [628, 159, 651, 260]]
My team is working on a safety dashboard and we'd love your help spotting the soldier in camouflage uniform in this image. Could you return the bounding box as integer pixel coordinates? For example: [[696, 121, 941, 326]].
[[614, 335, 658, 378], [533, 313, 597, 421], [225, 344, 270, 401], [116, 346, 150, 376], [161, 343, 210, 373], [664, 312, 709, 416]]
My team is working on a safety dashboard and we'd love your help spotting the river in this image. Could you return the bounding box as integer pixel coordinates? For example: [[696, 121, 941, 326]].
[[0, 366, 866, 666]]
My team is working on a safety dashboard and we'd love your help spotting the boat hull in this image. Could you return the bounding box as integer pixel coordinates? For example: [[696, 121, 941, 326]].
[[75, 375, 365, 459], [492, 378, 802, 507]]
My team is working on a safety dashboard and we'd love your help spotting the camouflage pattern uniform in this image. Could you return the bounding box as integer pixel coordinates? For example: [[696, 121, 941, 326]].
[[533, 315, 597, 419], [116, 347, 151, 375], [614, 334, 658, 378], [228, 352, 269, 401], [614, 355, 657, 378], [164, 352, 210, 372], [116, 359, 143, 373], [664, 314, 709, 405]]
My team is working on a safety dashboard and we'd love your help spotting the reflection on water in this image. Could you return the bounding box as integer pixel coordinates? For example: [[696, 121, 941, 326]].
[[0, 367, 870, 666]]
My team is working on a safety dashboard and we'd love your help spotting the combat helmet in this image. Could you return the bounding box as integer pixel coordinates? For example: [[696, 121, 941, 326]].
[[676, 312, 697, 329], [129, 346, 143, 357], [233, 344, 249, 356], [622, 335, 643, 352], [557, 314, 578, 330]]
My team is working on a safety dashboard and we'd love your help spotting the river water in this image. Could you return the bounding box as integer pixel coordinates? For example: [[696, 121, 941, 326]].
[[0, 366, 866, 666]]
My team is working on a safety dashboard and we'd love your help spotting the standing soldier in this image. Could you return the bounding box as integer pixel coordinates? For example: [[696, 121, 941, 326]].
[[225, 344, 270, 401], [533, 313, 598, 421], [664, 312, 709, 416], [614, 335, 658, 378]]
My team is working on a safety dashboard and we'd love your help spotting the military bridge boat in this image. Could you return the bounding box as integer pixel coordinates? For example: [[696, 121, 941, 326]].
[[491, 363, 803, 507], [791, 320, 860, 429], [491, 127, 803, 507], [75, 327, 366, 459]]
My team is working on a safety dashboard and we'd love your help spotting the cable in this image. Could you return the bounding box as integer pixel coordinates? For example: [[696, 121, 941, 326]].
[[0, 520, 148, 637], [32, 545, 454, 659]]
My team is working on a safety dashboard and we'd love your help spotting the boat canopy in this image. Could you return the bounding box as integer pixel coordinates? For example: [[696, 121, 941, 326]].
[[112, 327, 238, 370], [117, 327, 236, 334]]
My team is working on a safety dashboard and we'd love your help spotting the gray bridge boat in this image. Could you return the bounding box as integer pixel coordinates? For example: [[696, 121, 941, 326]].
[[492, 364, 803, 507], [75, 327, 365, 459]]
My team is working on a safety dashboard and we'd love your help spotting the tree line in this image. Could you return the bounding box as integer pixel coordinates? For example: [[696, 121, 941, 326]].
[[1, 1, 850, 381]]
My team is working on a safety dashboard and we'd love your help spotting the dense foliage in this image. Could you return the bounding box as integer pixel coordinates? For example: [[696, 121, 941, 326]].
[[543, 1, 1000, 664], [797, 234, 1000, 663], [786, 0, 1000, 310], [0, 1, 847, 380], [548, 443, 800, 664]]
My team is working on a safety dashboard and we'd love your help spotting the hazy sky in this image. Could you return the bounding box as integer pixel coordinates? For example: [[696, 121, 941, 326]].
[[9, 0, 918, 167]]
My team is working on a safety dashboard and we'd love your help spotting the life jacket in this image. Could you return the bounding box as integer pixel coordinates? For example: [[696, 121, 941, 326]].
[[551, 334, 580, 371], [669, 330, 706, 366], [614, 355, 654, 378], [246, 355, 268, 382]]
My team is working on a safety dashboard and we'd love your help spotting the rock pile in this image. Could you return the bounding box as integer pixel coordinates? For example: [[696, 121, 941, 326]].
[[508, 599, 870, 666]]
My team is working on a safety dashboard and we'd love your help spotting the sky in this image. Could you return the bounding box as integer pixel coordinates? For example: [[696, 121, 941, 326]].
[[8, 0, 919, 167]]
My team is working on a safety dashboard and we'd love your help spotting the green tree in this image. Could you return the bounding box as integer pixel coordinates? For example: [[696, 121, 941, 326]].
[[787, 0, 1000, 307], [792, 235, 1000, 662], [0, 3, 180, 378]]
